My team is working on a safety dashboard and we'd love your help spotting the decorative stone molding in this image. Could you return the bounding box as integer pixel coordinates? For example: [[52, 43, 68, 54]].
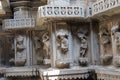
[[38, 5, 85, 18], [3, 18, 35, 29], [96, 66, 120, 80], [39, 67, 91, 80], [5, 67, 37, 77], [92, 0, 120, 16]]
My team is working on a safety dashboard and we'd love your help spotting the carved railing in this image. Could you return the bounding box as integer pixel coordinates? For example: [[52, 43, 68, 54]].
[[3, 18, 35, 29], [92, 0, 120, 15], [38, 6, 85, 18]]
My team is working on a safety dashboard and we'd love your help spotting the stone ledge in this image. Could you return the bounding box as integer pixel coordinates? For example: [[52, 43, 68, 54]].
[[94, 66, 120, 80], [39, 66, 92, 80], [5, 67, 37, 77]]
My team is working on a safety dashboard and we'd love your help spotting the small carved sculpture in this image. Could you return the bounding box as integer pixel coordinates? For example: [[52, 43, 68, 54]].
[[111, 25, 120, 67], [42, 32, 50, 59], [16, 36, 26, 51], [15, 35, 26, 66], [76, 30, 88, 66], [57, 34, 68, 54], [112, 25, 120, 54], [33, 35, 44, 64], [77, 31, 88, 57]]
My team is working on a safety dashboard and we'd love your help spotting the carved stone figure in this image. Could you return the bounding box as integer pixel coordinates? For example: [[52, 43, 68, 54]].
[[76, 30, 88, 66], [57, 34, 68, 54], [111, 25, 120, 67], [33, 36, 44, 64], [99, 27, 113, 65], [42, 32, 50, 59], [15, 35, 26, 66], [77, 31, 88, 57]]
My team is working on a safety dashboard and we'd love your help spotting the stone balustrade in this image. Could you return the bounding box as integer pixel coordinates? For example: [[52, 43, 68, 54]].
[[3, 18, 36, 29], [92, 0, 120, 15], [38, 5, 85, 18]]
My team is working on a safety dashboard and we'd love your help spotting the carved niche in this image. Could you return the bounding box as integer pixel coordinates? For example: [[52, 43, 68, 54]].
[[76, 29, 88, 66], [15, 35, 26, 66], [71, 25, 89, 67], [111, 25, 120, 67], [99, 26, 113, 66], [33, 31, 44, 65], [42, 31, 51, 65], [42, 31, 50, 59], [33, 31, 51, 66], [55, 22, 70, 69]]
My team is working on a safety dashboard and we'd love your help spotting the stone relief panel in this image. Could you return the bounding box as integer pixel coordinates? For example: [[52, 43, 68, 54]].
[[111, 24, 120, 67], [42, 31, 50, 59], [99, 26, 113, 66], [77, 29, 88, 66], [33, 31, 44, 65], [33, 30, 51, 66], [54, 22, 70, 68], [71, 24, 90, 67], [42, 31, 51, 65], [15, 35, 27, 66]]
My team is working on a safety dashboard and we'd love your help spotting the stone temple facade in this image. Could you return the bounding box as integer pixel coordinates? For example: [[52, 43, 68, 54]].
[[0, 0, 120, 80]]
